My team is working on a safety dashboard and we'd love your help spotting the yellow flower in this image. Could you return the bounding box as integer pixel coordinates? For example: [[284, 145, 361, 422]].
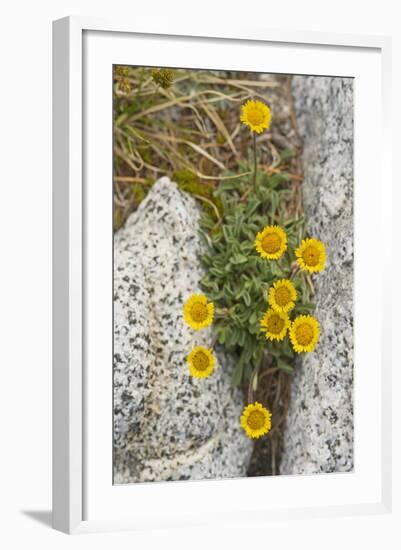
[[240, 99, 272, 134], [295, 238, 326, 273], [268, 279, 297, 313], [255, 225, 287, 260], [260, 308, 290, 341], [289, 315, 320, 353], [183, 293, 214, 330], [187, 346, 215, 378], [240, 402, 272, 439]]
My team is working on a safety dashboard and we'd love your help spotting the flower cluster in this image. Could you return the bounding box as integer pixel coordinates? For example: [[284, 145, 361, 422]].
[[182, 290, 273, 439], [183, 294, 216, 379], [256, 225, 326, 354], [180, 98, 328, 441]]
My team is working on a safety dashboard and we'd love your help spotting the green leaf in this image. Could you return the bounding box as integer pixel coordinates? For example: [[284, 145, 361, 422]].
[[218, 328, 226, 344], [246, 198, 261, 217], [200, 277, 213, 289], [276, 358, 294, 374], [249, 310, 259, 325], [231, 353, 245, 386], [235, 287, 244, 300], [271, 262, 284, 277], [238, 330, 246, 346], [230, 254, 248, 265], [210, 267, 225, 277], [216, 180, 240, 194], [239, 240, 253, 253], [270, 190, 279, 215], [200, 215, 215, 230], [269, 173, 291, 187]]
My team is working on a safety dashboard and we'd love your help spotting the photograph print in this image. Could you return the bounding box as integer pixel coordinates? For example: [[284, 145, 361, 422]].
[[112, 66, 354, 483]]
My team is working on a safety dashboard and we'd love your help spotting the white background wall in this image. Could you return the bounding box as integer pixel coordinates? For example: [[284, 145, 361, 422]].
[[0, 1, 399, 548]]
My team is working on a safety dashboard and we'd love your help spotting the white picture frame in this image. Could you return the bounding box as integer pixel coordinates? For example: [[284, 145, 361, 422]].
[[52, 16, 392, 534]]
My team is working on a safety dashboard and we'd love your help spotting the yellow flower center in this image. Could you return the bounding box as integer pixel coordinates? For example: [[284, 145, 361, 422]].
[[274, 286, 291, 306], [192, 350, 210, 371], [262, 233, 281, 254], [246, 106, 265, 126], [247, 410, 266, 430], [295, 323, 314, 346], [190, 302, 208, 323], [267, 313, 285, 335], [302, 245, 320, 267]]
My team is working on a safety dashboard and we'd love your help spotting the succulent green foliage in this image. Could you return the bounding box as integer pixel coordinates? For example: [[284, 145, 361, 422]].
[[199, 164, 316, 386]]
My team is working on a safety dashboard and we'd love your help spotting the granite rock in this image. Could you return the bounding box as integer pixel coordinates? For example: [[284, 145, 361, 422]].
[[280, 77, 354, 475], [113, 177, 252, 483]]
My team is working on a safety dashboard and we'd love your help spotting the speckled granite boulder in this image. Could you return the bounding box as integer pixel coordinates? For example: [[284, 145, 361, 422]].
[[113, 177, 252, 483], [280, 77, 354, 475]]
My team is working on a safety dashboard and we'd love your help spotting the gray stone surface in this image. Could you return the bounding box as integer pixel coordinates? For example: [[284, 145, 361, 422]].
[[113, 177, 252, 483], [280, 77, 354, 475]]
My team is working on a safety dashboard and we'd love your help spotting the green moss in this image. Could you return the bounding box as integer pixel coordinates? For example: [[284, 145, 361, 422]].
[[137, 145, 153, 165], [172, 169, 223, 220], [114, 208, 123, 231], [131, 184, 146, 205], [172, 168, 197, 186]]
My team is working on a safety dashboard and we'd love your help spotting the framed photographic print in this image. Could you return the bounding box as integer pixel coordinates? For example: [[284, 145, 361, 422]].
[[52, 17, 392, 534]]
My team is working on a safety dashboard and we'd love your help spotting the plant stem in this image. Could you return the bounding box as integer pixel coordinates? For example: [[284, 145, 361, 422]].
[[252, 132, 257, 190]]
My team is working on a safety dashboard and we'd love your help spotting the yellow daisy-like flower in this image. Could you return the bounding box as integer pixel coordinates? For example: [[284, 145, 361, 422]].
[[268, 279, 297, 313], [289, 315, 320, 353], [295, 238, 326, 273], [183, 293, 214, 331], [240, 99, 272, 134], [240, 402, 272, 439], [255, 225, 287, 260], [186, 346, 216, 378], [260, 308, 290, 341]]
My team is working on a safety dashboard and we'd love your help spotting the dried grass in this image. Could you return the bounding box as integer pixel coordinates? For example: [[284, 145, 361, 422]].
[[113, 67, 302, 230]]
